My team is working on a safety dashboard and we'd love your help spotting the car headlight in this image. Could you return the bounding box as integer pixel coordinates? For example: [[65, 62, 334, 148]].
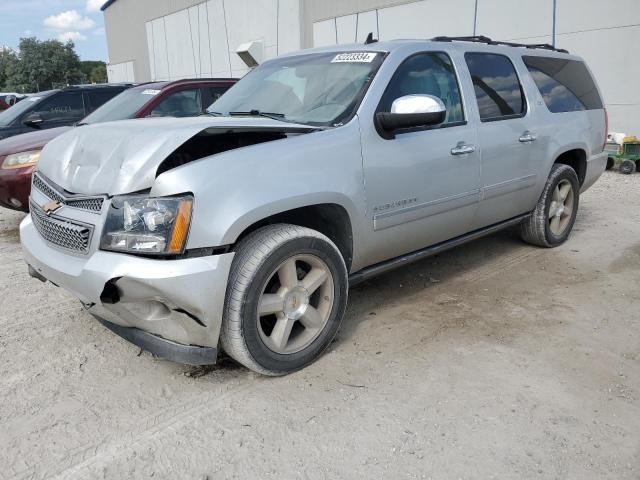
[[100, 194, 193, 255], [1, 150, 41, 169]]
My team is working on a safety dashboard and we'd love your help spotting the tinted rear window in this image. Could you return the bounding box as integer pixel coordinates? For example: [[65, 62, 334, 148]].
[[523, 56, 603, 113], [465, 53, 525, 121]]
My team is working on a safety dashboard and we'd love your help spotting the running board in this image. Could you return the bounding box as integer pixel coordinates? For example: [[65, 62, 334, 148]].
[[348, 213, 530, 287]]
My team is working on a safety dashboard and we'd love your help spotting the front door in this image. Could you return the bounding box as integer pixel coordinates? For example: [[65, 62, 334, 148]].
[[360, 51, 480, 265]]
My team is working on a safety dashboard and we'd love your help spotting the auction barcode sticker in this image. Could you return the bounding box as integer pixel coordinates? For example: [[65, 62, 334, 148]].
[[141, 89, 161, 96], [331, 52, 377, 63]]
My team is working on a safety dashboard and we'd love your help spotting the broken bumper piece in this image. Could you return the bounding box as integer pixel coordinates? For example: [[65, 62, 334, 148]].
[[94, 315, 217, 365], [21, 214, 235, 364]]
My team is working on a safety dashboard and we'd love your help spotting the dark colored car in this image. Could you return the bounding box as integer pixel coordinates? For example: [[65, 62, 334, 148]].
[[0, 84, 133, 141], [0, 78, 236, 211]]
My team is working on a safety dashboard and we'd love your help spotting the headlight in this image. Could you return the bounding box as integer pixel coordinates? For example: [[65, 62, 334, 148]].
[[1, 150, 41, 169], [100, 194, 193, 255]]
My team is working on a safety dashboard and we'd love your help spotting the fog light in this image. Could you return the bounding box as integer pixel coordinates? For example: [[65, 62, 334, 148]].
[[9, 198, 22, 208]]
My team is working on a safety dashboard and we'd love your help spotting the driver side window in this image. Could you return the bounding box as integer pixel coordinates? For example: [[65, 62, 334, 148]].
[[379, 52, 465, 125]]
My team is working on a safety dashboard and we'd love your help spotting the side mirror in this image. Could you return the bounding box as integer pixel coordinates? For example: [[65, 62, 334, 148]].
[[23, 113, 44, 128], [376, 94, 446, 139]]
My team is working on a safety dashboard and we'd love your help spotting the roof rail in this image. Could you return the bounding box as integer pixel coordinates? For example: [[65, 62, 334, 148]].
[[432, 35, 569, 54], [61, 83, 136, 90]]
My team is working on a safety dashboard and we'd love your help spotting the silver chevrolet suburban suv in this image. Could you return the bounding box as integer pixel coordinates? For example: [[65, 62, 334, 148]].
[[21, 37, 607, 375]]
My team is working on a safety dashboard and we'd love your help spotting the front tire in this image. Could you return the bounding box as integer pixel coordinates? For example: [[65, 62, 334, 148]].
[[220, 224, 348, 375], [520, 164, 580, 247]]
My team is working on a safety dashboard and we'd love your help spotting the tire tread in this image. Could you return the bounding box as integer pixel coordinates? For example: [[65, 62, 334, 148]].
[[221, 224, 345, 376], [520, 164, 579, 248]]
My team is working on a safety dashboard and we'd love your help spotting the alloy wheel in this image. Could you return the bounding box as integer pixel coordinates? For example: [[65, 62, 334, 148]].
[[257, 254, 334, 354], [548, 179, 575, 236]]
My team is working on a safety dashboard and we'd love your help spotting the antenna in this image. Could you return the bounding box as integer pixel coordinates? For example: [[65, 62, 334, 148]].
[[365, 32, 378, 45]]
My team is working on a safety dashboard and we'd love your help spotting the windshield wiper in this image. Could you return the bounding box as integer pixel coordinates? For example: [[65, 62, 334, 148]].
[[228, 110, 287, 121]]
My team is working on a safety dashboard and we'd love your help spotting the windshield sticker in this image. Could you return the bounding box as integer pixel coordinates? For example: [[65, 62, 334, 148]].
[[141, 89, 161, 96], [331, 52, 377, 63], [27, 97, 42, 102]]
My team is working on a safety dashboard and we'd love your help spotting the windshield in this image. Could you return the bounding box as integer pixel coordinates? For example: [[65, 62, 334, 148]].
[[81, 87, 159, 124], [208, 51, 385, 126], [0, 93, 51, 126]]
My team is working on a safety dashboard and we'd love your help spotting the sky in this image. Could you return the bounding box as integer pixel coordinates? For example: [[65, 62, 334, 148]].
[[0, 0, 108, 61]]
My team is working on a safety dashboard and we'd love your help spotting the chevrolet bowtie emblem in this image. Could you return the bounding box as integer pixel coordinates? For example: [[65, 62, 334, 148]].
[[42, 201, 62, 216]]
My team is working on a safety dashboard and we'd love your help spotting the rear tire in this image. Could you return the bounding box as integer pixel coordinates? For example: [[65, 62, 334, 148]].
[[620, 160, 636, 175], [635, 160, 640, 174], [606, 157, 615, 170], [220, 224, 348, 376], [520, 164, 580, 248]]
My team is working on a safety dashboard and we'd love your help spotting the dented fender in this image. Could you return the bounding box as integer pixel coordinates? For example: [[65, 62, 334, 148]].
[[152, 120, 369, 269]]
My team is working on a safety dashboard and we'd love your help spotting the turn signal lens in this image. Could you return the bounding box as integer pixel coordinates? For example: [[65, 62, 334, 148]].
[[168, 199, 193, 254]]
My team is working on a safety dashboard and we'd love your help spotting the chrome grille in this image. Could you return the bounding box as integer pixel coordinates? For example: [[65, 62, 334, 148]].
[[65, 197, 104, 212], [32, 172, 104, 213], [30, 200, 93, 254], [32, 173, 64, 203]]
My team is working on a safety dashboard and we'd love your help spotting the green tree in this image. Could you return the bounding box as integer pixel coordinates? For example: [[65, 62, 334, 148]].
[[89, 65, 107, 83], [88, 63, 107, 83], [5, 37, 83, 92], [0, 48, 19, 90], [80, 60, 106, 81]]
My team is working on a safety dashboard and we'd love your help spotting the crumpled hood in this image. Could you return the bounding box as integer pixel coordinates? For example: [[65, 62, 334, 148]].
[[37, 116, 314, 196]]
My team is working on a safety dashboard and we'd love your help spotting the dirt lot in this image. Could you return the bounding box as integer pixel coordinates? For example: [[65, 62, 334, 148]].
[[0, 171, 639, 479]]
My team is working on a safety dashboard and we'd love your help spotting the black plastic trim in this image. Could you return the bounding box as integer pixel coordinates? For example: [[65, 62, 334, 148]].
[[349, 213, 531, 286], [432, 35, 569, 54], [94, 315, 217, 366]]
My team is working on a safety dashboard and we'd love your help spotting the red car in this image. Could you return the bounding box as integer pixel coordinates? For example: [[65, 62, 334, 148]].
[[0, 78, 236, 211]]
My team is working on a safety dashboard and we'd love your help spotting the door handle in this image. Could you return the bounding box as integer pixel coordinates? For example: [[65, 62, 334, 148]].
[[451, 142, 476, 156], [519, 131, 537, 143]]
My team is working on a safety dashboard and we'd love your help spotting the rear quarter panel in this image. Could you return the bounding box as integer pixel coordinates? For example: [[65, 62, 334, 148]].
[[513, 52, 606, 204]]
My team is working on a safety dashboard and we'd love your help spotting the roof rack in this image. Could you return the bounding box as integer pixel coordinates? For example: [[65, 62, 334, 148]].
[[432, 35, 569, 54], [62, 83, 136, 90]]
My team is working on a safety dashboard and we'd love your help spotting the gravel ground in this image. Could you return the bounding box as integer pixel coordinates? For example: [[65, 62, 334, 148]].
[[0, 171, 639, 479]]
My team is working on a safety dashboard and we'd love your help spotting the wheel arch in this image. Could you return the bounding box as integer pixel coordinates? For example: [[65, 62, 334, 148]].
[[223, 198, 356, 271], [552, 147, 587, 186]]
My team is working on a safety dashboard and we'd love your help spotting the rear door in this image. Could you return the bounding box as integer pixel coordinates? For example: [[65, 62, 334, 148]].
[[465, 52, 546, 229]]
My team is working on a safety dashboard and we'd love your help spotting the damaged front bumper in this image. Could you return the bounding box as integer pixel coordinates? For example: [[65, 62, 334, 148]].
[[21, 215, 234, 365]]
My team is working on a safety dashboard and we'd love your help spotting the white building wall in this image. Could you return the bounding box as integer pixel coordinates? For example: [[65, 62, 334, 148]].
[[145, 0, 302, 81], [555, 0, 640, 133], [311, 0, 640, 134], [104, 0, 638, 133], [106, 61, 135, 83]]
